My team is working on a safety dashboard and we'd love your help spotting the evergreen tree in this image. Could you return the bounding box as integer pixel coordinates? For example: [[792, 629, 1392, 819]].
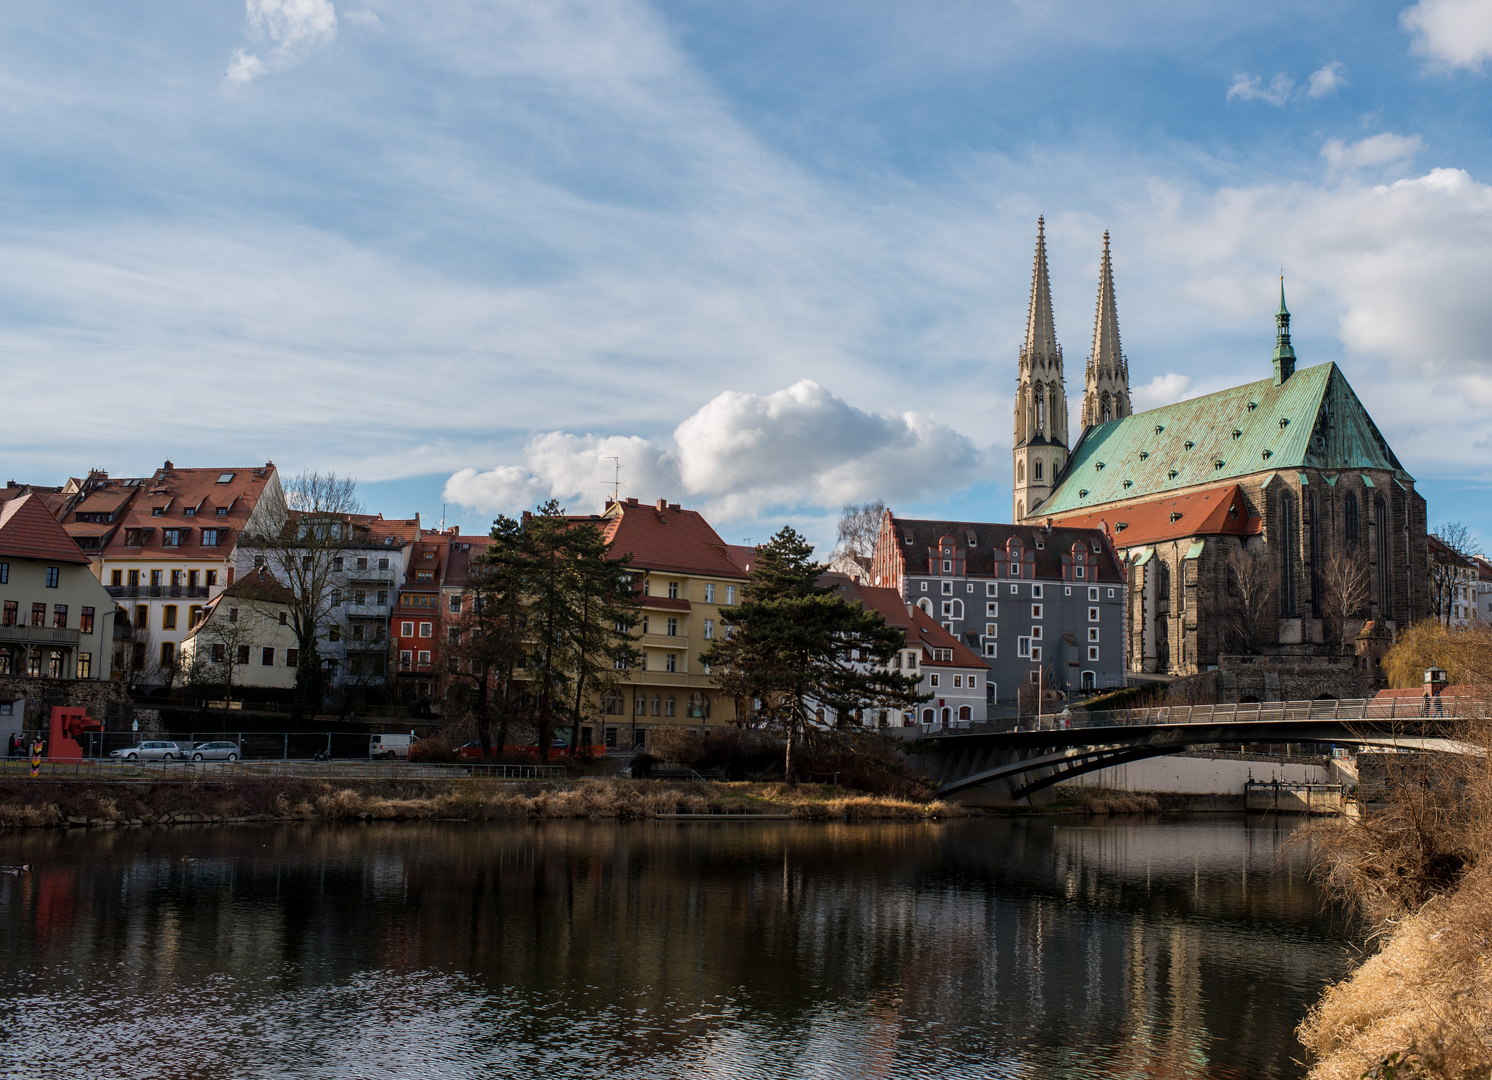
[[702, 526, 924, 782]]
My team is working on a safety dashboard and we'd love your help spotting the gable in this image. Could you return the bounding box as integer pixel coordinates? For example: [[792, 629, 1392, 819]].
[[1038, 362, 1409, 516], [0, 494, 92, 564]]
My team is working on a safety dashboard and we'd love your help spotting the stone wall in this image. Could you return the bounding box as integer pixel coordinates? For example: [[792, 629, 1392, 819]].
[[0, 676, 133, 733], [1216, 653, 1369, 702]]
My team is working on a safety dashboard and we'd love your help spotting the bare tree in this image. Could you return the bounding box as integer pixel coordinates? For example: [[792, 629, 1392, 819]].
[[1223, 543, 1278, 654], [240, 472, 361, 719], [1320, 547, 1372, 652], [1430, 522, 1478, 624], [829, 501, 887, 579]]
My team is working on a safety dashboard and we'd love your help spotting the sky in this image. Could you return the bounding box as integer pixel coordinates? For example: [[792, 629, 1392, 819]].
[[4, 0, 1492, 554]]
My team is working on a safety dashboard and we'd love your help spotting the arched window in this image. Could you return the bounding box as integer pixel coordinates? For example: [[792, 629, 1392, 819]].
[[1344, 492, 1359, 547], [1034, 459, 1043, 481], [1035, 383, 1046, 431], [1156, 559, 1171, 615], [1309, 492, 1320, 616], [1279, 490, 1298, 616], [1155, 559, 1171, 671], [958, 705, 972, 721], [1375, 494, 1391, 612], [1101, 392, 1113, 423], [1018, 460, 1025, 482], [1016, 499, 1024, 518], [921, 708, 934, 725], [650, 694, 661, 716], [664, 694, 676, 717]]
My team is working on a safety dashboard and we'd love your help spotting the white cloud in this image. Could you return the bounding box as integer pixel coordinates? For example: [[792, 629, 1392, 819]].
[[1306, 60, 1348, 98], [342, 9, 381, 31], [1322, 132, 1424, 173], [1227, 72, 1295, 106], [443, 380, 986, 523], [227, 0, 338, 84], [1130, 373, 1194, 412], [1402, 0, 1492, 71]]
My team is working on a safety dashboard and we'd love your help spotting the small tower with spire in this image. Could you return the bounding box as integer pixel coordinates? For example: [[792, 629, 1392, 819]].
[[1012, 217, 1070, 521], [1273, 278, 1296, 385], [1081, 230, 1132, 429]]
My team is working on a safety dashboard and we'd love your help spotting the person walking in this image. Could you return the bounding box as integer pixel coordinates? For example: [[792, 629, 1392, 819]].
[[6, 732, 17, 759]]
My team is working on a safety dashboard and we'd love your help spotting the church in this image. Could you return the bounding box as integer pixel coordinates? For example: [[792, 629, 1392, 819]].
[[1010, 219, 1430, 676]]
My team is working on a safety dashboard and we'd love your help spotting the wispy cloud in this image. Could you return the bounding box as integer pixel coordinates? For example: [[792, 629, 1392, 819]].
[[1229, 61, 1346, 105], [1402, 0, 1492, 71], [1306, 60, 1348, 97], [1322, 132, 1424, 173], [226, 0, 339, 85]]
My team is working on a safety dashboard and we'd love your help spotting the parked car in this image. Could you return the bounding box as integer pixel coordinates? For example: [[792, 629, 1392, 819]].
[[455, 741, 488, 760], [191, 741, 240, 762], [369, 734, 419, 760], [109, 741, 186, 762]]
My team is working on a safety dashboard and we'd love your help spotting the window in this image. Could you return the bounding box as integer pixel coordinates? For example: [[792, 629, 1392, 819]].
[[135, 604, 148, 629], [206, 570, 218, 587], [1031, 584, 1043, 598], [942, 601, 953, 616], [162, 529, 182, 547], [52, 605, 68, 629], [704, 619, 714, 639], [228, 607, 239, 623], [1088, 587, 1099, 601], [329, 625, 342, 642], [1107, 588, 1115, 599], [726, 586, 735, 605], [416, 570, 434, 581], [76, 653, 92, 679], [79, 606, 95, 634], [151, 507, 163, 517], [45, 566, 59, 588], [666, 617, 678, 636], [399, 649, 412, 670], [705, 583, 715, 603], [31, 603, 46, 626], [941, 580, 953, 595], [1031, 603, 1043, 619], [929, 673, 940, 687], [332, 557, 344, 571], [986, 602, 998, 617], [985, 623, 997, 637], [1017, 636, 1030, 657], [1010, 561, 1021, 577], [261, 647, 275, 666], [1030, 646, 1041, 661], [418, 650, 431, 665], [1088, 606, 1099, 621], [1, 601, 14, 627], [1088, 646, 1101, 662], [378, 591, 388, 606], [942, 560, 952, 573], [667, 581, 678, 599], [1065, 586, 1071, 596], [275, 611, 287, 626], [953, 674, 962, 688], [0, 563, 6, 584], [666, 654, 677, 673], [330, 589, 342, 606], [920, 582, 928, 592], [162, 606, 177, 630], [664, 694, 676, 717], [986, 582, 999, 596], [448, 627, 460, 645], [419, 622, 432, 638], [1345, 492, 1360, 547], [215, 506, 228, 517], [1088, 627, 1100, 642], [1030, 625, 1043, 640], [984, 642, 997, 657], [1075, 566, 1085, 579], [967, 583, 974, 593]]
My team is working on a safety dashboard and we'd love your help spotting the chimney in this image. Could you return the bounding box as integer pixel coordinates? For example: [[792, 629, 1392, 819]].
[[656, 498, 667, 512], [163, 460, 173, 470]]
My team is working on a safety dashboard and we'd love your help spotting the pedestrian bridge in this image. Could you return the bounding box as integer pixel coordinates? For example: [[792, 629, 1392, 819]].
[[915, 697, 1487, 803]]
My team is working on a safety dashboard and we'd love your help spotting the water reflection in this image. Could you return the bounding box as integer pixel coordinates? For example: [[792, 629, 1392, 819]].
[[0, 817, 1351, 1079]]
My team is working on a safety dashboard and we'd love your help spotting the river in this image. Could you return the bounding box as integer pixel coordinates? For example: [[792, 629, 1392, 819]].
[[0, 815, 1354, 1079]]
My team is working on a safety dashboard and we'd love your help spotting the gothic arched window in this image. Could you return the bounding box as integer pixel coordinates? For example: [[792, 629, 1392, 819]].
[[1309, 492, 1320, 616], [1375, 494, 1391, 613], [1344, 492, 1359, 547], [1101, 392, 1113, 423], [1034, 383, 1046, 432], [1018, 460, 1025, 483], [1279, 490, 1298, 616], [1034, 459, 1043, 481]]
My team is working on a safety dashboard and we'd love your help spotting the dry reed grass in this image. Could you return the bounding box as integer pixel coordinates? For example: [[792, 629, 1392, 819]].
[[1081, 791, 1162, 815]]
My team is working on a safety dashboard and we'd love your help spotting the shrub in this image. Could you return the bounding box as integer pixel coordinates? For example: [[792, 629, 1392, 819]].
[[409, 736, 457, 763]]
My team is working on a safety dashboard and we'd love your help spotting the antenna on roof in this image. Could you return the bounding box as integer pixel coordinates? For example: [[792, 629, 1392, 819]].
[[440, 504, 446, 532]]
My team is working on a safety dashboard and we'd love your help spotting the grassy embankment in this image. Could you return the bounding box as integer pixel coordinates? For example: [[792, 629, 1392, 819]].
[[0, 776, 965, 828], [1295, 625, 1492, 1080]]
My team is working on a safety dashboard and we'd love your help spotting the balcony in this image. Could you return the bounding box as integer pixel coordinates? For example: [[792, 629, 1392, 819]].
[[0, 624, 82, 646], [106, 585, 211, 599], [342, 602, 390, 618], [641, 632, 690, 648]]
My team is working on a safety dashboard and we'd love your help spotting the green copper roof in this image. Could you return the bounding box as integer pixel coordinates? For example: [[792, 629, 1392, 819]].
[[1036, 361, 1411, 516]]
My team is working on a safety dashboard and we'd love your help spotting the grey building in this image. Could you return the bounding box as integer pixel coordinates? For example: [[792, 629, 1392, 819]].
[[869, 513, 1127, 704]]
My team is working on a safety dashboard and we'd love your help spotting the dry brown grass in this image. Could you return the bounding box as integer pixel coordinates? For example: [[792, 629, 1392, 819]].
[[1082, 791, 1162, 815]]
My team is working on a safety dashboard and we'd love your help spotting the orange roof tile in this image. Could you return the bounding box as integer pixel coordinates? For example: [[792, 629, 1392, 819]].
[[1047, 484, 1260, 547], [0, 494, 92, 564], [589, 498, 748, 580]]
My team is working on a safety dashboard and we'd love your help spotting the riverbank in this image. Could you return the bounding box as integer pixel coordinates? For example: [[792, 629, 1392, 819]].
[[0, 776, 967, 827]]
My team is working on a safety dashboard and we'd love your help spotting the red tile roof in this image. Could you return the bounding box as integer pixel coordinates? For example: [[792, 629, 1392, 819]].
[[1048, 484, 1261, 547], [589, 498, 748, 580], [0, 494, 92, 564]]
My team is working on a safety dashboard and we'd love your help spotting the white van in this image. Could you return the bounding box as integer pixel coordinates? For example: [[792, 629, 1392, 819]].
[[369, 733, 418, 760]]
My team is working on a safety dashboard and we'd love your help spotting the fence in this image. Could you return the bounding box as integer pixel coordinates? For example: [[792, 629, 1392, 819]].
[[0, 756, 567, 782]]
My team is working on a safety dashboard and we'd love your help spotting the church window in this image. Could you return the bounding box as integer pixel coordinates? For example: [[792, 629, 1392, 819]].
[[1279, 491, 1298, 616], [1016, 500, 1023, 518], [1344, 493, 1359, 547], [1018, 461, 1025, 482], [1375, 495, 1391, 612], [1101, 393, 1113, 423], [1034, 460, 1043, 480], [1156, 561, 1171, 615], [1309, 493, 1321, 616], [1035, 385, 1046, 431]]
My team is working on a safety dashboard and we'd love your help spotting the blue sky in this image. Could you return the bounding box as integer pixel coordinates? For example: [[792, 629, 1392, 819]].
[[4, 0, 1492, 553]]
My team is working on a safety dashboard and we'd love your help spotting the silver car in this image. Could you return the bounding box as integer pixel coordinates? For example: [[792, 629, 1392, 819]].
[[110, 741, 186, 762], [191, 741, 240, 762]]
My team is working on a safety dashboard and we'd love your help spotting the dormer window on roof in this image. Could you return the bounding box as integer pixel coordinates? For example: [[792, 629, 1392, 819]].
[[1170, 512, 1182, 522], [1139, 451, 1149, 461], [1232, 429, 1242, 439], [1184, 441, 1194, 450], [1262, 449, 1273, 460], [1247, 401, 1258, 411], [1168, 469, 1179, 479], [151, 507, 163, 516], [1214, 459, 1225, 469], [1155, 424, 1164, 434], [216, 473, 235, 484], [1279, 417, 1290, 428]]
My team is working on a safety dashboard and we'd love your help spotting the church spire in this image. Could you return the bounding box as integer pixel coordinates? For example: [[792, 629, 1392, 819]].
[[1024, 216, 1059, 361], [1012, 216, 1070, 521], [1273, 277, 1296, 385], [1082, 230, 1131, 428]]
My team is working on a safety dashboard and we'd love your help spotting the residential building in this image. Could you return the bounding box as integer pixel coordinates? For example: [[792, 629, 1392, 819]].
[[827, 575, 987, 727], [0, 494, 115, 681], [1008, 221, 1428, 673], [1428, 535, 1480, 627], [870, 512, 1126, 702], [1475, 556, 1492, 625], [179, 568, 300, 691], [392, 531, 452, 701], [56, 462, 285, 686]]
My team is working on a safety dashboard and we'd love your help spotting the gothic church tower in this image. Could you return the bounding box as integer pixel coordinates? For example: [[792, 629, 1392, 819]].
[[1012, 217, 1070, 521], [1080, 231, 1132, 428]]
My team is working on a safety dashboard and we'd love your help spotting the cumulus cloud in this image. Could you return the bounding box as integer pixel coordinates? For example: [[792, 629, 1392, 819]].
[[1226, 72, 1295, 106], [1306, 60, 1348, 98], [1129, 373, 1195, 412], [443, 380, 987, 523], [1322, 132, 1424, 174], [1402, 0, 1492, 71], [226, 0, 338, 84]]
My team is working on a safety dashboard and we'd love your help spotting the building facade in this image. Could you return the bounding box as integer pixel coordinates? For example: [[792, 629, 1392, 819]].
[[870, 511, 1127, 701], [178, 567, 300, 692]]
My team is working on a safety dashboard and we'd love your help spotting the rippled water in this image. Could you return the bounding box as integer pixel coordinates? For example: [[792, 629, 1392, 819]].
[[0, 816, 1353, 1079]]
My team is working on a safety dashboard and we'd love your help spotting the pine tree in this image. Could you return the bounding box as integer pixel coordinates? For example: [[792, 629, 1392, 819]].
[[702, 526, 924, 782]]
